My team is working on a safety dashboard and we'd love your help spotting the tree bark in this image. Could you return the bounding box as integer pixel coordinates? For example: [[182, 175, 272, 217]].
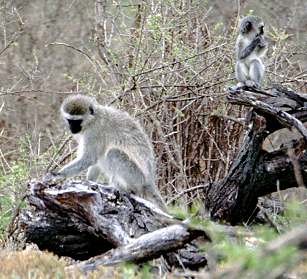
[[20, 180, 210, 270], [203, 85, 307, 224]]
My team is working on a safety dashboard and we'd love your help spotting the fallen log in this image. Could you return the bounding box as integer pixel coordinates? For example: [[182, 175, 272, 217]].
[[79, 224, 207, 272], [202, 85, 307, 224], [20, 180, 210, 270]]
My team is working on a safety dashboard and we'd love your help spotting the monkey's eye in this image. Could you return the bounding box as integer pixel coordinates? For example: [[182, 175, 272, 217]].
[[259, 26, 264, 35]]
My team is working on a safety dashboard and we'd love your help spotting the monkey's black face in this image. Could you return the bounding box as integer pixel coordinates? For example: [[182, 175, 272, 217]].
[[67, 119, 83, 134], [241, 21, 252, 34], [245, 21, 252, 33]]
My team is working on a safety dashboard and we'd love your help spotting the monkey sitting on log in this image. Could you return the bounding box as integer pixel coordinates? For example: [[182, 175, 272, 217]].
[[44, 95, 166, 210], [235, 15, 268, 88]]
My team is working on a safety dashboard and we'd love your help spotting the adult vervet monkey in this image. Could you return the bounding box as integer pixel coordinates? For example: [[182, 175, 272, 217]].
[[235, 15, 268, 88], [44, 95, 166, 210]]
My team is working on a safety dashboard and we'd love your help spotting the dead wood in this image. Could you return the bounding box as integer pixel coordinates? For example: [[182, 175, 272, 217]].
[[20, 180, 210, 270], [78, 224, 207, 272], [202, 85, 307, 224]]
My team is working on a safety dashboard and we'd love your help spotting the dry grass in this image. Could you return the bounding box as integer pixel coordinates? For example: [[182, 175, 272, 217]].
[[0, 249, 128, 279], [0, 250, 67, 279]]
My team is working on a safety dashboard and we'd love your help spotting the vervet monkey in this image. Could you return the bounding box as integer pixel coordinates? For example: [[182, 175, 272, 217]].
[[235, 15, 268, 88], [44, 95, 166, 210]]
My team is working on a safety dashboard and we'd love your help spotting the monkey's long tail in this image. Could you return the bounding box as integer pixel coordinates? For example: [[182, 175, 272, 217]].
[[146, 188, 168, 213]]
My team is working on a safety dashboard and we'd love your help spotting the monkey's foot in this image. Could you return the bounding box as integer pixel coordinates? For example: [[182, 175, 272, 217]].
[[245, 80, 261, 89], [228, 83, 245, 92], [43, 172, 66, 184]]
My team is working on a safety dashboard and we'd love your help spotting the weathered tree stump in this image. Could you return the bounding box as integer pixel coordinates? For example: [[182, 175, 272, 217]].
[[20, 180, 210, 271], [203, 85, 307, 224]]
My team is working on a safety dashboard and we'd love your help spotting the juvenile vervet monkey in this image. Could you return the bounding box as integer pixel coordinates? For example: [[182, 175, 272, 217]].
[[235, 15, 268, 88], [44, 95, 166, 210]]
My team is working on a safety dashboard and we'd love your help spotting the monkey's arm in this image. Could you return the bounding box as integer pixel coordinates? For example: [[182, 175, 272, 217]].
[[256, 36, 268, 56], [238, 36, 261, 60], [258, 35, 267, 48], [44, 145, 98, 182], [56, 154, 95, 178]]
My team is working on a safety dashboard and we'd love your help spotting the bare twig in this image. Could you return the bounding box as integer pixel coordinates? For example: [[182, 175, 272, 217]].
[[167, 184, 206, 205], [0, 31, 23, 56], [45, 136, 72, 173], [228, 89, 307, 140], [132, 43, 227, 77]]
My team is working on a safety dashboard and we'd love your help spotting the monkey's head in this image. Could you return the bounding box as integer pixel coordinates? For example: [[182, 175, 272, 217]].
[[61, 95, 97, 134], [239, 16, 264, 37]]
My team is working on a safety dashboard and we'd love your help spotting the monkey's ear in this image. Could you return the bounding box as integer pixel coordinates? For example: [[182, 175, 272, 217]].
[[241, 21, 252, 33], [89, 105, 94, 115]]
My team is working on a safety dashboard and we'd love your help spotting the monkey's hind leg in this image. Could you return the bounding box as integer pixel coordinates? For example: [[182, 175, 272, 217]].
[[249, 59, 264, 88], [104, 148, 166, 210], [235, 61, 249, 87], [103, 148, 147, 192], [87, 165, 101, 181]]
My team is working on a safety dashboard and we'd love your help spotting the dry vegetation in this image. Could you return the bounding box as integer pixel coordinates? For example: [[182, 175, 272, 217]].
[[0, 0, 307, 278], [0, 249, 137, 279]]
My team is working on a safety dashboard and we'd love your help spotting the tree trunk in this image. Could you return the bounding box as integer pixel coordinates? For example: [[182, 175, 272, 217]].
[[203, 85, 307, 224], [20, 180, 210, 270]]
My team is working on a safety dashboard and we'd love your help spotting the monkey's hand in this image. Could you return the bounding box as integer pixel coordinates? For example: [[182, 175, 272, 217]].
[[259, 39, 267, 48], [43, 171, 66, 184], [257, 35, 267, 48], [239, 36, 262, 59]]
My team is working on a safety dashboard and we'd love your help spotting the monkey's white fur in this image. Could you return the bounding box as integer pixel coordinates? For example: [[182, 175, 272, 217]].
[[46, 95, 166, 210]]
